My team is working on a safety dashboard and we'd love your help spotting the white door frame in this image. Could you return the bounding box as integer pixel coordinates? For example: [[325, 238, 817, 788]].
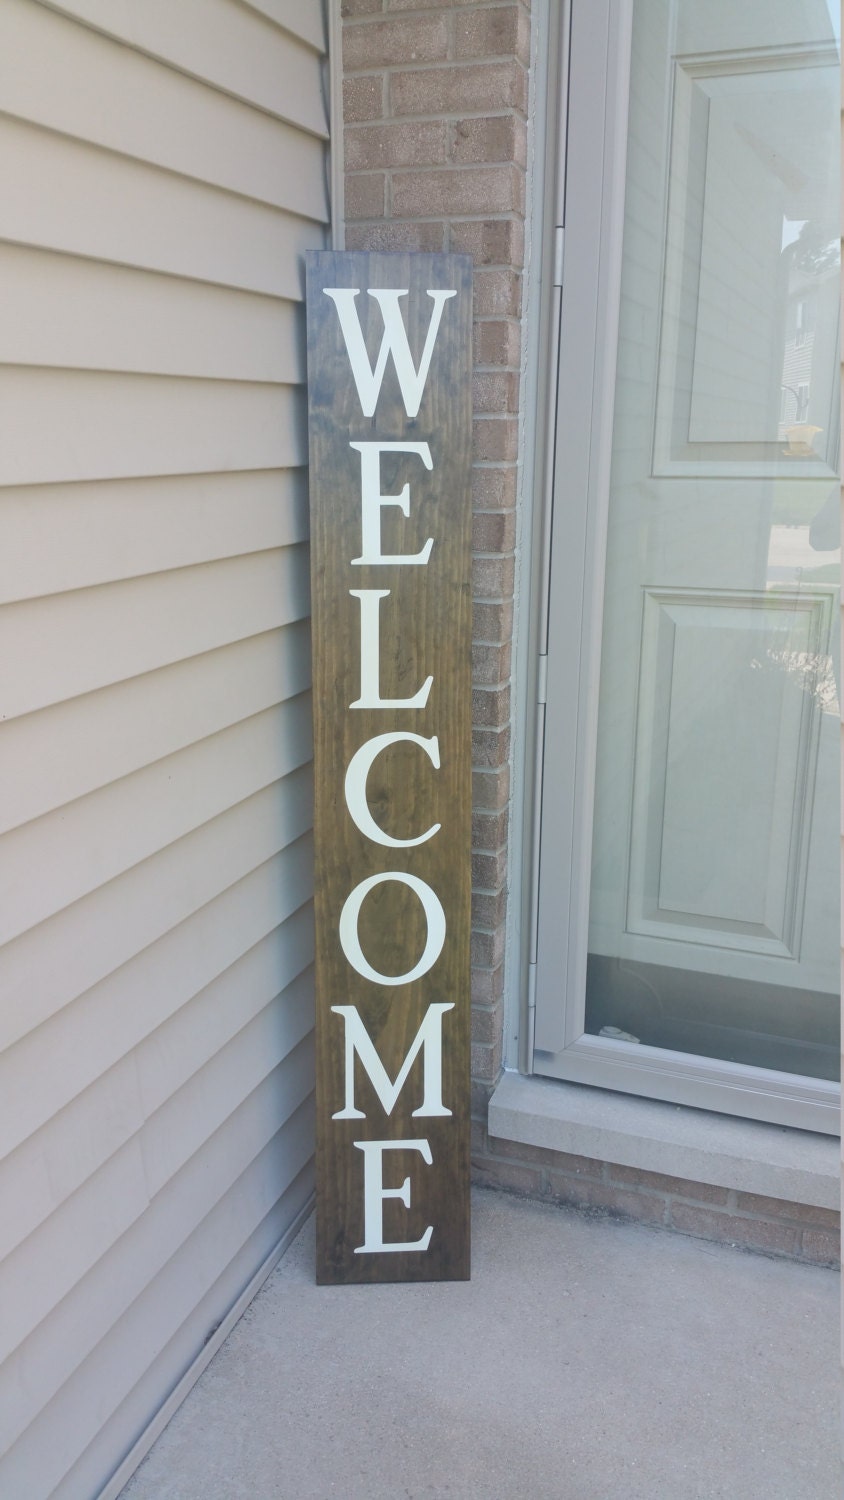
[[528, 0, 840, 1135]]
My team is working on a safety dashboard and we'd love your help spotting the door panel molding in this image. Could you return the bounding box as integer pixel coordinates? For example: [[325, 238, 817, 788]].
[[624, 585, 833, 961], [653, 44, 841, 478]]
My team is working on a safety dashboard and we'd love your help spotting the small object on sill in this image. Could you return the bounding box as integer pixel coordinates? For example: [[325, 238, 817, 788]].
[[599, 1025, 641, 1044], [782, 423, 822, 456]]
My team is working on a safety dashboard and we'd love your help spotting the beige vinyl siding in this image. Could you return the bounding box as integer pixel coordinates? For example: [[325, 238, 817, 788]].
[[0, 1, 327, 1495]]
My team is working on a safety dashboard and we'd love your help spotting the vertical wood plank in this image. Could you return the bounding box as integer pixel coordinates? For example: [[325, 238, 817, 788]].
[[306, 251, 472, 1283]]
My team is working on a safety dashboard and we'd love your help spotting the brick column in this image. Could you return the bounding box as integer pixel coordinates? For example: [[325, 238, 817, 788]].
[[340, 0, 530, 1130]]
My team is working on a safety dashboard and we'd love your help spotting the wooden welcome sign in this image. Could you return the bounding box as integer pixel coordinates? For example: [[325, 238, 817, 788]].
[[306, 251, 472, 1284]]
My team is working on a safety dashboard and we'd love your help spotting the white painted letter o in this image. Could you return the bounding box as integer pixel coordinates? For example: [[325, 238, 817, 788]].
[[339, 872, 446, 986]]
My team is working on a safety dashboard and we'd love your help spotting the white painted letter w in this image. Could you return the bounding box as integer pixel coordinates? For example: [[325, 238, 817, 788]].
[[324, 287, 455, 419]]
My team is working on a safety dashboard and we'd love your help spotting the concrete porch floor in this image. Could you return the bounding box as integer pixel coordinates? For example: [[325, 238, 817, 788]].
[[120, 1189, 839, 1500]]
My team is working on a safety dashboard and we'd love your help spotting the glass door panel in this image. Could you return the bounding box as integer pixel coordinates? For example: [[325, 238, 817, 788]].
[[584, 0, 840, 1081]]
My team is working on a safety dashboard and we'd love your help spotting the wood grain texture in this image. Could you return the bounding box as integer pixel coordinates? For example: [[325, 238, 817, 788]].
[[307, 251, 472, 1283]]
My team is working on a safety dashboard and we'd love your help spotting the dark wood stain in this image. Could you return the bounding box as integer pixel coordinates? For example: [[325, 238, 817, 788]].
[[306, 251, 472, 1284]]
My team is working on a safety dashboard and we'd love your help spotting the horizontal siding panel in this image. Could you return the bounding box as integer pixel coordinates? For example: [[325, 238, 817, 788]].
[[1, 1100, 315, 1486], [0, 695, 312, 947], [142, 999, 315, 1199], [0, 882, 312, 1164], [0, 813, 314, 1124], [0, 245, 307, 384], [1, 545, 310, 722], [0, 1136, 151, 1372], [0, 1054, 143, 1264], [238, 0, 326, 51], [137, 948, 315, 1127], [0, 467, 309, 607], [0, 622, 311, 836], [0, 117, 324, 296], [0, 368, 307, 487], [45, 0, 328, 128], [0, 791, 313, 1061], [55, 1173, 313, 1500], [1, 0, 328, 217], [0, 919, 313, 1266], [1, 1017, 314, 1377]]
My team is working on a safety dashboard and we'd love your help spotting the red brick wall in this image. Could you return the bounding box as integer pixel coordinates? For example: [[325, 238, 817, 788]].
[[471, 1124, 840, 1267], [340, 0, 529, 1117]]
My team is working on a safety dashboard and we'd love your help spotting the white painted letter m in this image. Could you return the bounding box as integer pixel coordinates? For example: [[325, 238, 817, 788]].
[[331, 1002, 454, 1119]]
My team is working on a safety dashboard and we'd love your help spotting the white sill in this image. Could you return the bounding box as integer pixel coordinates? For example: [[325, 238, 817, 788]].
[[488, 1071, 840, 1211]]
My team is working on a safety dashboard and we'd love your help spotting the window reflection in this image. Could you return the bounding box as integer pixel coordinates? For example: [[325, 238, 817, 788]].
[[779, 219, 839, 455], [583, 0, 840, 1083]]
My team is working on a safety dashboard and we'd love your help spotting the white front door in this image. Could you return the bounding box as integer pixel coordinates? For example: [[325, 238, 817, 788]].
[[532, 0, 840, 1129]]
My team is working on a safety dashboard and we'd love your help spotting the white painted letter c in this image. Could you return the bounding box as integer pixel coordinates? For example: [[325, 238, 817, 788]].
[[344, 733, 441, 848]]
